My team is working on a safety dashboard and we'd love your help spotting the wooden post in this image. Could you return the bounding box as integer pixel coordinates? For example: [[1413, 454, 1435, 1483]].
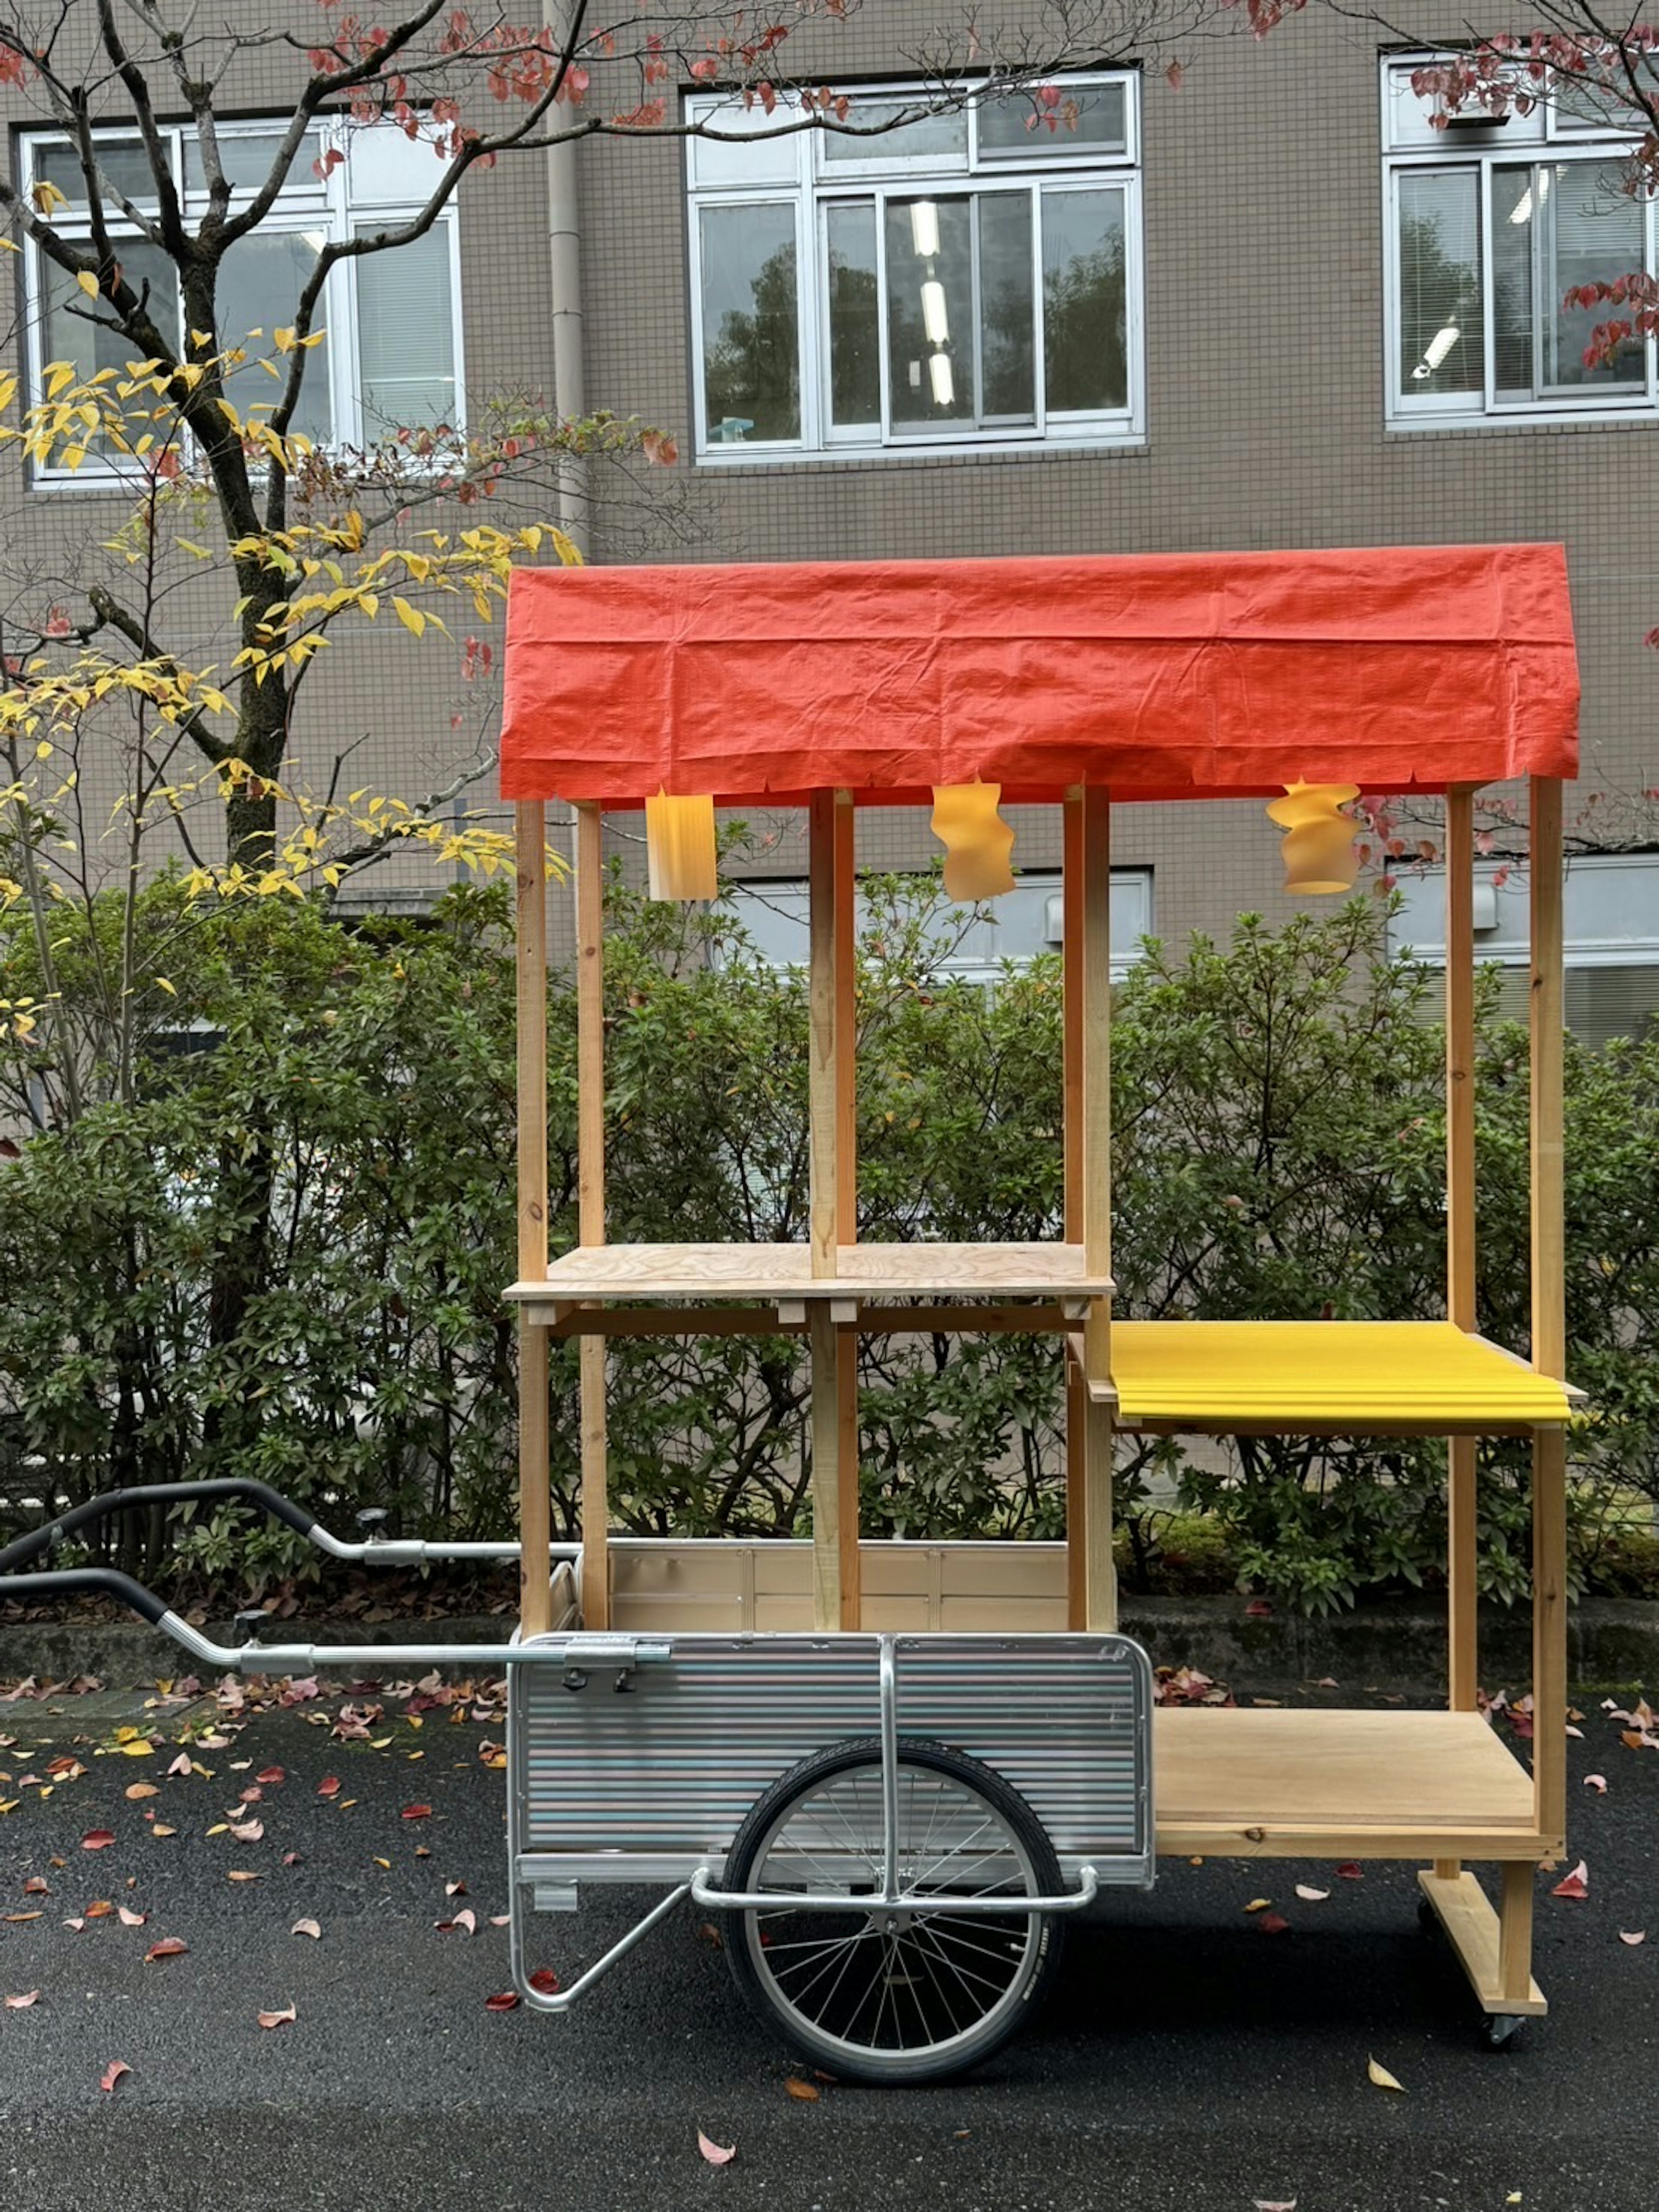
[[810, 1307, 842, 1631], [833, 793, 860, 1627], [1446, 788, 1479, 1714], [1498, 1860, 1536, 2004], [1062, 790, 1087, 1629], [1529, 777, 1567, 1852], [575, 801, 610, 1630], [515, 802, 552, 1638], [1081, 787, 1117, 1632], [805, 793, 846, 1626]]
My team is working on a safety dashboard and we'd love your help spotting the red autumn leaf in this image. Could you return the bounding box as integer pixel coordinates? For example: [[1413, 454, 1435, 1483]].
[[528, 1967, 559, 1995], [1335, 1862, 1364, 1880], [1584, 1773, 1608, 1792], [99, 2060, 130, 2093], [484, 1990, 521, 2012], [400, 1804, 432, 1821], [167, 1754, 192, 1778], [22, 1877, 47, 1895], [256, 1767, 286, 1786], [3, 1991, 40, 2009], [229, 1820, 264, 1843], [1244, 1599, 1272, 1618], [81, 1830, 116, 1851], [698, 2131, 737, 2166], [1165, 60, 1185, 90], [144, 1937, 188, 1962], [435, 1908, 477, 1935], [84, 1900, 115, 1919], [257, 2002, 297, 2030], [118, 1906, 146, 1927], [1256, 1912, 1290, 1935], [316, 1776, 342, 1799], [1619, 1929, 1646, 1945], [1551, 1860, 1589, 1900]]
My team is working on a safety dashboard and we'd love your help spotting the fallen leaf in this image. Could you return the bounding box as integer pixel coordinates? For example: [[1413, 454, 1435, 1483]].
[[166, 1754, 191, 1778], [1294, 1885, 1329, 1902], [316, 1776, 341, 1799], [151, 1826, 177, 1840], [1367, 2056, 1406, 2093], [145, 1938, 188, 1961], [257, 1767, 286, 1786], [1256, 1913, 1290, 1935], [784, 2075, 820, 2101], [291, 1918, 322, 1940], [1254, 2201, 1297, 2211], [436, 1908, 477, 1935], [99, 2060, 130, 2094], [4, 1991, 40, 2009], [81, 1830, 116, 1851], [118, 1906, 146, 1927], [1550, 1860, 1589, 1900], [62, 1918, 86, 1932], [1243, 1897, 1272, 1914], [484, 1990, 520, 2012], [206, 1824, 229, 1838], [22, 1876, 47, 1895], [1621, 1731, 1646, 1751], [228, 1820, 264, 1843], [372, 1858, 391, 1871], [528, 1967, 559, 1994], [120, 1741, 154, 1759], [1619, 1929, 1646, 1946], [445, 1880, 468, 1897], [489, 1915, 510, 1927], [696, 1921, 724, 1951], [124, 1783, 159, 1801], [227, 1871, 262, 1884], [698, 2132, 737, 2167], [1584, 1774, 1608, 1794], [4, 1911, 44, 1922], [84, 1901, 114, 1919], [257, 2002, 296, 2030], [400, 1804, 432, 1821], [1335, 1862, 1364, 1880]]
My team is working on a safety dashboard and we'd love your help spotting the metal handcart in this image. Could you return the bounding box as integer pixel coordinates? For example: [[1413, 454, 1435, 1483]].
[[0, 545, 1583, 2074]]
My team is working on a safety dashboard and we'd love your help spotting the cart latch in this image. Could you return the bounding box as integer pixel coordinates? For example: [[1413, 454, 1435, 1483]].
[[556, 1636, 670, 1694]]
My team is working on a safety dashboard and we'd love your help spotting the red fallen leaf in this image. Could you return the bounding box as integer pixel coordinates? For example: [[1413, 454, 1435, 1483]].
[[118, 1906, 146, 1927], [22, 1877, 47, 1895], [145, 1937, 188, 1961], [282, 1853, 302, 1867], [257, 2002, 296, 2030], [1619, 1929, 1646, 1945], [1256, 1912, 1290, 1935], [1551, 1860, 1589, 1900], [1335, 1862, 1364, 1880], [698, 2132, 737, 2167], [1244, 1599, 1273, 1618], [100, 2060, 130, 2093], [484, 1990, 520, 2012], [445, 1881, 468, 1898], [291, 1919, 322, 1940], [256, 1767, 286, 1786], [3, 1991, 40, 2009], [1254, 2202, 1297, 2211], [784, 2075, 820, 2101], [1585, 1774, 1608, 1793], [84, 1900, 115, 1919], [1621, 1731, 1646, 1752], [81, 1830, 116, 1851], [400, 1804, 432, 1821], [238, 1788, 263, 1804], [316, 1776, 341, 1799], [436, 1908, 477, 1935], [528, 1967, 559, 1995]]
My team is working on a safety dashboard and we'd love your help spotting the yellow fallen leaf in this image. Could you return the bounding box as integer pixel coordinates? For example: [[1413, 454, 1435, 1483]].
[[125, 1783, 159, 1801], [206, 1824, 228, 1837], [151, 1826, 178, 1839], [1367, 2056, 1406, 2094], [227, 1870, 261, 1883], [783, 2076, 820, 2102], [372, 1857, 391, 1870], [121, 1742, 155, 1758], [1243, 1897, 1272, 1914]]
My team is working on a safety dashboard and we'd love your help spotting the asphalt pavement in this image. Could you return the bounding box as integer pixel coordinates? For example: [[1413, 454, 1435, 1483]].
[[0, 1670, 1654, 2212]]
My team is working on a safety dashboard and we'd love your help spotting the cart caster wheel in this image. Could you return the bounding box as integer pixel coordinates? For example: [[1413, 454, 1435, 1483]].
[[1482, 2013, 1526, 2052], [721, 1735, 1064, 2087]]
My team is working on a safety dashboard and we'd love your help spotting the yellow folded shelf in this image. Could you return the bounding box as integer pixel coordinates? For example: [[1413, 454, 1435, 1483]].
[[1109, 1320, 1574, 1434]]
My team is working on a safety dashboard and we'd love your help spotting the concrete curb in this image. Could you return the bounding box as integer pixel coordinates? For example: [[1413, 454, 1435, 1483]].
[[2, 1594, 1656, 1690]]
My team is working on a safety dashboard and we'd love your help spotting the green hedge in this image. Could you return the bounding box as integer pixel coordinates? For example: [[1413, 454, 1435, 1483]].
[[1, 872, 1656, 1613]]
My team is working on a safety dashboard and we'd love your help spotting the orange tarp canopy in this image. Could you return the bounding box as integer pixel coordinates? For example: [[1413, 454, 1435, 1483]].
[[499, 545, 1577, 806]]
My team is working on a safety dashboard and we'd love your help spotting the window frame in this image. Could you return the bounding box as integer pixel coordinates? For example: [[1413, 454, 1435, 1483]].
[[17, 117, 467, 488], [685, 73, 1145, 463], [1381, 54, 1658, 429]]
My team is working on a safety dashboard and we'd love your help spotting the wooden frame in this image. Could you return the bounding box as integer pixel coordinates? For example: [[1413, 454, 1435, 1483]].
[[509, 768, 1573, 2032]]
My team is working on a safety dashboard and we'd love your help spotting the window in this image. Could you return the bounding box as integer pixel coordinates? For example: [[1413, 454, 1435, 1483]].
[[716, 869, 1153, 983], [20, 120, 463, 481], [684, 76, 1143, 460], [1383, 58, 1656, 426]]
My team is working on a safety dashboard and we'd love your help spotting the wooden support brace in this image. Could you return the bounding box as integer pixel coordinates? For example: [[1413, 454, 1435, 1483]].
[[836, 1323, 861, 1630], [575, 802, 610, 1630], [809, 1306, 842, 1631]]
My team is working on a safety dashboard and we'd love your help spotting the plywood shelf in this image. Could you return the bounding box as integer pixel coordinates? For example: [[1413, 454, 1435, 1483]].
[[1154, 1706, 1541, 1859], [1108, 1321, 1576, 1435], [507, 1240, 1112, 1317]]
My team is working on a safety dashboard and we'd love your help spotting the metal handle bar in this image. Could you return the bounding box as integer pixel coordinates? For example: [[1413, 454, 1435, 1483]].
[[689, 1863, 1101, 1916], [0, 1564, 665, 1677], [0, 1477, 570, 1575]]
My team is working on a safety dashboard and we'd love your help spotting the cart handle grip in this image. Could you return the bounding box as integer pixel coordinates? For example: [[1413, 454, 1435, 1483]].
[[0, 1566, 172, 1626], [0, 1478, 319, 1575]]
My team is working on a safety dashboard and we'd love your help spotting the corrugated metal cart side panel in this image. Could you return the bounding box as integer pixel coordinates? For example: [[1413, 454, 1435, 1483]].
[[508, 1632, 1155, 1891]]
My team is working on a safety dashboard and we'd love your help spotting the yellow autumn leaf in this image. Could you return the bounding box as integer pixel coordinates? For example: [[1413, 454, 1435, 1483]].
[[31, 178, 68, 214], [391, 596, 425, 638], [1243, 1897, 1271, 1914], [121, 1741, 155, 1757], [155, 977, 176, 996], [1367, 2056, 1406, 2094]]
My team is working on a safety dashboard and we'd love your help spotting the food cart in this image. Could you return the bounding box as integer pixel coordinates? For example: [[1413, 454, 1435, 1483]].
[[0, 544, 1579, 2079]]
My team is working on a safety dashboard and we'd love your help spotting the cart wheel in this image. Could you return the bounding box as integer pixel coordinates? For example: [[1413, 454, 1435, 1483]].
[[1483, 2013, 1527, 2052], [721, 1735, 1065, 2086]]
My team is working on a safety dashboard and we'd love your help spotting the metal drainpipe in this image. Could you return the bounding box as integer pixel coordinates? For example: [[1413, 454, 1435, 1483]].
[[544, 11, 588, 558]]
